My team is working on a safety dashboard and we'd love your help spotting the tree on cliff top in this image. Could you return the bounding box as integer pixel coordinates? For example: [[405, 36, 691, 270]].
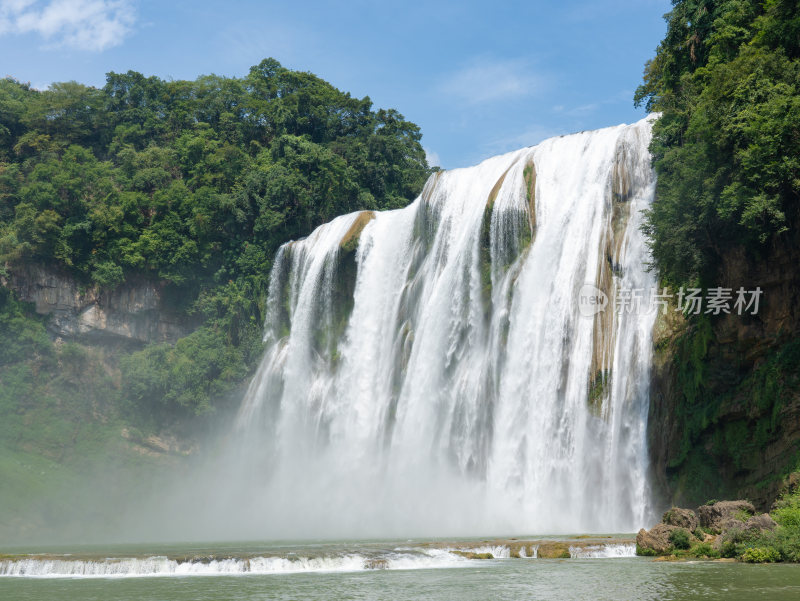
[[636, 0, 799, 286], [0, 59, 432, 415]]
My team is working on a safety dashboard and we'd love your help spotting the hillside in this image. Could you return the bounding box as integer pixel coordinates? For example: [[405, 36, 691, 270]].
[[0, 59, 431, 540], [637, 0, 800, 507]]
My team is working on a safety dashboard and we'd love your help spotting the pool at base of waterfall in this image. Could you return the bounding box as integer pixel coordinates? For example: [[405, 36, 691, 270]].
[[1, 537, 799, 600]]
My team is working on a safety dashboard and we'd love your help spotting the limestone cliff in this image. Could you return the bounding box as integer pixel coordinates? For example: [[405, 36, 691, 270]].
[[3, 263, 190, 344], [648, 233, 800, 510]]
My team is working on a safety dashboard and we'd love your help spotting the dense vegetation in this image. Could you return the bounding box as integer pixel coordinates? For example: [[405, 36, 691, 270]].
[[0, 58, 431, 418], [722, 486, 800, 561], [636, 486, 800, 561], [636, 0, 799, 286], [638, 0, 800, 504]]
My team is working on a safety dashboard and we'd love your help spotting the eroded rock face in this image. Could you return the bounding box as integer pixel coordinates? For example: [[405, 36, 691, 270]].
[[638, 501, 777, 556], [339, 210, 375, 253], [647, 235, 800, 510], [5, 263, 189, 343], [636, 524, 680, 554], [662, 507, 699, 531], [697, 500, 756, 532], [713, 511, 779, 551], [744, 513, 777, 533]]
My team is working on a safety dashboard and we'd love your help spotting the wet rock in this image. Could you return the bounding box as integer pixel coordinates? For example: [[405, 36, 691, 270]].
[[662, 507, 699, 531], [339, 211, 375, 253], [636, 524, 679, 555], [451, 551, 494, 560], [364, 558, 389, 569], [535, 542, 572, 559]]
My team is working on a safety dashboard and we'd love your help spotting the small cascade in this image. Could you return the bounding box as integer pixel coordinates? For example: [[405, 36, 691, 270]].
[[0, 542, 638, 577]]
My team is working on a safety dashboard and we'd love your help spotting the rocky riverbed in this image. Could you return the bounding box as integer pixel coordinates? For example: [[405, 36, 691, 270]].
[[637, 500, 777, 558]]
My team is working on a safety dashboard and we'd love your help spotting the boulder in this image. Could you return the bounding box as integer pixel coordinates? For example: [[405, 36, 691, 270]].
[[713, 512, 778, 551], [364, 558, 389, 569], [662, 507, 699, 531], [744, 513, 778, 533], [636, 524, 679, 555], [697, 500, 756, 532]]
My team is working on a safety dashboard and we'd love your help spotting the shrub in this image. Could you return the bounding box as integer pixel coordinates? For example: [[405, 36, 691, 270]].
[[690, 542, 720, 559], [718, 525, 758, 559], [773, 528, 800, 563], [92, 261, 125, 288], [719, 540, 738, 559], [669, 528, 691, 550], [771, 488, 800, 562], [735, 509, 752, 523], [773, 491, 800, 529], [742, 547, 780, 563], [121, 325, 250, 415], [0, 289, 52, 366]]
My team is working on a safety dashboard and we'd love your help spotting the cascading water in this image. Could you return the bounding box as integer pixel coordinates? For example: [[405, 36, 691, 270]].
[[234, 116, 658, 537]]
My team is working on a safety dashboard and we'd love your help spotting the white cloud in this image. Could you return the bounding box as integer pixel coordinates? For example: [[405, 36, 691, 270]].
[[438, 58, 542, 105], [216, 21, 312, 68], [565, 103, 598, 117], [0, 0, 135, 51], [484, 124, 561, 156], [424, 147, 440, 168], [555, 90, 633, 118]]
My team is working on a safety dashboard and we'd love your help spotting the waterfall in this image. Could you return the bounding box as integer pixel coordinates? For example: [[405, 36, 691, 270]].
[[235, 116, 658, 537]]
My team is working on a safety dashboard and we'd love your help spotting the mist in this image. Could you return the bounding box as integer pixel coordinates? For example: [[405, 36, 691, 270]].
[[4, 118, 658, 548]]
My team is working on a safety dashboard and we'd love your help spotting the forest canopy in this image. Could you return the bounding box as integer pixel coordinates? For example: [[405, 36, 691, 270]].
[[0, 58, 432, 415], [635, 0, 800, 505], [636, 0, 799, 286]]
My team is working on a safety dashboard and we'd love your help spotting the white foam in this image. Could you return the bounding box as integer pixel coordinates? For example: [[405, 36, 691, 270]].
[[455, 545, 510, 559], [0, 550, 475, 579], [569, 544, 636, 558], [0, 541, 639, 578], [233, 117, 658, 537]]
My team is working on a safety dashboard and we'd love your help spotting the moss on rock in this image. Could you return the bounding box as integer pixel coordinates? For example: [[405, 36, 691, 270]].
[[452, 550, 494, 560], [340, 211, 375, 253], [536, 542, 572, 559]]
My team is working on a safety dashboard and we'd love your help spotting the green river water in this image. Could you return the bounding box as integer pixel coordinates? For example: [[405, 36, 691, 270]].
[[1, 539, 799, 601]]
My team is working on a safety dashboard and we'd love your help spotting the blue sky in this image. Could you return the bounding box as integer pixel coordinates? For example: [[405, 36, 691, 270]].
[[0, 0, 670, 168]]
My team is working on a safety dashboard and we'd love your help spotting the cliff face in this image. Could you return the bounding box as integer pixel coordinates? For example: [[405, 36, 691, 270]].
[[4, 263, 190, 344], [648, 234, 800, 510]]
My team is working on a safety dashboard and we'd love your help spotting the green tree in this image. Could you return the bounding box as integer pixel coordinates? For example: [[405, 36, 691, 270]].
[[636, 0, 799, 286], [0, 58, 432, 416]]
